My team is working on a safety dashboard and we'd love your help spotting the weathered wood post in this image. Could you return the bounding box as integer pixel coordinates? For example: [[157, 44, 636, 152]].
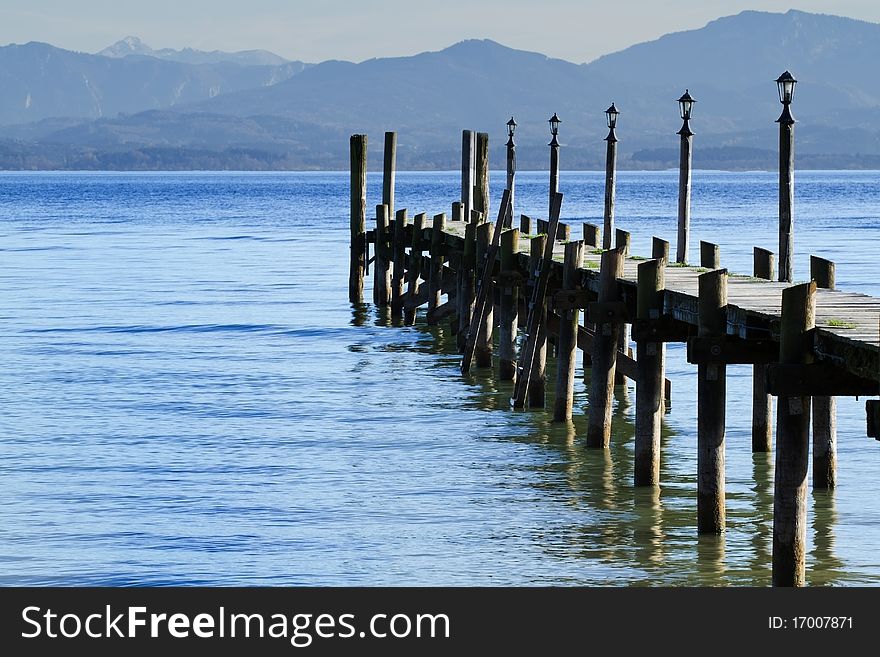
[[700, 240, 720, 269], [697, 269, 728, 534], [602, 104, 619, 249], [391, 208, 408, 319], [553, 240, 585, 422], [520, 214, 532, 235], [349, 134, 367, 303], [427, 213, 446, 319], [615, 229, 631, 257], [772, 281, 816, 587], [811, 255, 837, 489], [752, 247, 776, 452], [382, 131, 396, 217], [475, 222, 495, 367], [499, 228, 520, 381], [776, 71, 797, 283], [615, 228, 631, 387], [404, 213, 425, 325], [528, 234, 549, 408], [652, 237, 670, 263], [676, 91, 695, 264], [583, 223, 600, 248], [586, 246, 625, 448], [457, 221, 477, 351], [475, 132, 490, 219], [452, 201, 463, 222], [635, 258, 666, 485], [461, 130, 475, 222], [373, 204, 392, 306], [506, 117, 517, 227], [557, 222, 571, 242]]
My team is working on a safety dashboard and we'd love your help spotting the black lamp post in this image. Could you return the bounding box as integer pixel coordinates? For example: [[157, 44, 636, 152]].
[[506, 116, 517, 228], [548, 113, 561, 222], [776, 71, 797, 283], [676, 89, 696, 264], [602, 103, 619, 249]]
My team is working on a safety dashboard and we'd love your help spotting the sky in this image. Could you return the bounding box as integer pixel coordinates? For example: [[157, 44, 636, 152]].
[[1, 1, 880, 63]]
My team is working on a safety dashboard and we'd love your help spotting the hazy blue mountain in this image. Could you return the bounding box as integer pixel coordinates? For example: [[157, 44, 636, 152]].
[[98, 36, 291, 67], [0, 41, 308, 125], [3, 10, 880, 170]]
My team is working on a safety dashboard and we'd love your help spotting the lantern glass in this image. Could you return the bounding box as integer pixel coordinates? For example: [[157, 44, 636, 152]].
[[776, 71, 797, 104], [507, 117, 517, 137], [548, 113, 561, 135], [605, 103, 619, 129], [678, 90, 695, 120]]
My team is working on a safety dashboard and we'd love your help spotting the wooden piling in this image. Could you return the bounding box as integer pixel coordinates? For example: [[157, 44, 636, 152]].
[[475, 132, 489, 219], [773, 282, 816, 587], [700, 241, 720, 269], [635, 258, 666, 485], [475, 222, 495, 367], [583, 223, 600, 248], [811, 255, 837, 489], [557, 222, 571, 242], [382, 132, 396, 217], [499, 229, 520, 381], [528, 234, 549, 408], [373, 204, 392, 306], [452, 201, 463, 222], [391, 208, 408, 319], [461, 130, 475, 220], [349, 134, 367, 303], [752, 247, 776, 452], [651, 236, 669, 263], [614, 228, 631, 386], [553, 240, 585, 422], [615, 228, 631, 256], [427, 213, 446, 319], [520, 214, 532, 235], [404, 213, 425, 325], [457, 221, 477, 350], [586, 246, 625, 448], [697, 269, 728, 534]]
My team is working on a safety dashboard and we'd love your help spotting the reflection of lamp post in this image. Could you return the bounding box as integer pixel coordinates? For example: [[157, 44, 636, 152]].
[[548, 113, 561, 222], [506, 116, 517, 228], [602, 103, 619, 249], [776, 71, 797, 283], [676, 90, 695, 264]]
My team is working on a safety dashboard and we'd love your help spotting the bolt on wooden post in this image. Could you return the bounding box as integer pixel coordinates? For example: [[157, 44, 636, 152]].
[[586, 246, 625, 448], [752, 247, 776, 452], [349, 134, 367, 303], [498, 229, 520, 381], [697, 269, 728, 534], [811, 255, 837, 489], [772, 281, 816, 587], [635, 258, 666, 486], [553, 240, 585, 422]]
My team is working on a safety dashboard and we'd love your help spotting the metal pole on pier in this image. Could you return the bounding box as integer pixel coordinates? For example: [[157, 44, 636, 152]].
[[776, 71, 797, 283], [602, 104, 618, 250], [548, 113, 561, 223], [676, 90, 695, 264], [506, 117, 517, 228]]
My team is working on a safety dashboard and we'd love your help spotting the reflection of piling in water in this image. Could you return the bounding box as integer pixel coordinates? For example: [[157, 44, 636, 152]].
[[810, 490, 844, 585]]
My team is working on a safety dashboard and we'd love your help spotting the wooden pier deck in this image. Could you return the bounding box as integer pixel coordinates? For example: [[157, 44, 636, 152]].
[[348, 129, 880, 587]]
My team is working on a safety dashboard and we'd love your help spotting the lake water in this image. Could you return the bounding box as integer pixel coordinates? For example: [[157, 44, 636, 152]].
[[1, 170, 878, 586]]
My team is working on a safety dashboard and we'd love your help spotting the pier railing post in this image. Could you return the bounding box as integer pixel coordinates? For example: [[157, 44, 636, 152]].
[[700, 241, 720, 269], [697, 268, 728, 534], [382, 131, 396, 218], [752, 247, 776, 452], [772, 281, 816, 586], [349, 134, 367, 303], [404, 213, 426, 325], [499, 229, 520, 381], [811, 255, 837, 489], [586, 246, 625, 448], [553, 240, 585, 422], [652, 237, 670, 263], [520, 214, 532, 235], [635, 258, 666, 485], [373, 204, 392, 306], [583, 223, 600, 248]]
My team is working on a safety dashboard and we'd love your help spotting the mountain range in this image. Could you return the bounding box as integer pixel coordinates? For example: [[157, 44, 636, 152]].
[[2, 9, 880, 170]]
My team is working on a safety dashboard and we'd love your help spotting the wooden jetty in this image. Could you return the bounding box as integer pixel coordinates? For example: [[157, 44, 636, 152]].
[[348, 131, 880, 587]]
